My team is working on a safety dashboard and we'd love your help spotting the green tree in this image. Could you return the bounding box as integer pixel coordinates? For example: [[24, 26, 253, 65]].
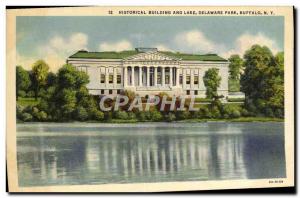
[[203, 68, 221, 99], [31, 60, 49, 100], [44, 64, 93, 121], [46, 72, 57, 88], [241, 45, 284, 117], [16, 66, 31, 101], [266, 52, 284, 117], [75, 106, 89, 121], [228, 55, 244, 80]]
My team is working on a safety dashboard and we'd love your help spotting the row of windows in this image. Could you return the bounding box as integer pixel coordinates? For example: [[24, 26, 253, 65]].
[[99, 89, 200, 96], [186, 90, 200, 95], [100, 89, 122, 95], [179, 75, 199, 85], [100, 74, 122, 84]]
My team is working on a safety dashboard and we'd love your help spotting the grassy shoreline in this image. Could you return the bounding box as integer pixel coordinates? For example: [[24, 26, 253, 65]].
[[17, 117, 283, 124]]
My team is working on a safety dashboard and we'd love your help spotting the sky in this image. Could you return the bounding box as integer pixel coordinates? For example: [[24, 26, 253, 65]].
[[16, 16, 284, 71]]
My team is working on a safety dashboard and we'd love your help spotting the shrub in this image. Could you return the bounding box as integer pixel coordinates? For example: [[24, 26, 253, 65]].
[[31, 106, 40, 120], [75, 106, 88, 121], [137, 111, 145, 121], [231, 109, 241, 118], [240, 108, 250, 117], [104, 112, 112, 121], [27, 91, 35, 98], [113, 111, 128, 120], [36, 111, 48, 121], [264, 108, 274, 118], [127, 112, 136, 120], [149, 110, 162, 121], [222, 105, 241, 118], [38, 88, 48, 98], [93, 110, 104, 121], [144, 111, 152, 121], [165, 112, 176, 122], [199, 106, 211, 118], [21, 112, 33, 122], [37, 100, 49, 113], [245, 101, 257, 114], [176, 111, 190, 120], [16, 105, 24, 119], [18, 90, 26, 98], [211, 107, 222, 118], [23, 105, 33, 114], [274, 108, 284, 118]]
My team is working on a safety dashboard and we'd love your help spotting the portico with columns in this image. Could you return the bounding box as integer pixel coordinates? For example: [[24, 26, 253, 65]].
[[67, 48, 230, 98]]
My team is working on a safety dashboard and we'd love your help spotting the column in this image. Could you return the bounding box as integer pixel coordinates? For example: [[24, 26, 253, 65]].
[[183, 69, 186, 88], [191, 69, 194, 89], [124, 66, 128, 87], [170, 67, 173, 86], [113, 67, 117, 88], [162, 67, 165, 86], [198, 69, 201, 89], [147, 67, 150, 87], [105, 67, 109, 86], [131, 66, 135, 86], [154, 67, 157, 86], [139, 67, 142, 86], [176, 67, 180, 87]]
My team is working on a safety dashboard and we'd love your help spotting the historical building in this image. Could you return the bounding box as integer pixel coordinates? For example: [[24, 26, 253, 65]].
[[67, 48, 230, 98]]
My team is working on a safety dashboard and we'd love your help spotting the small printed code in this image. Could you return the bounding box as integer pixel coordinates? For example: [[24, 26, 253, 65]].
[[269, 180, 284, 184]]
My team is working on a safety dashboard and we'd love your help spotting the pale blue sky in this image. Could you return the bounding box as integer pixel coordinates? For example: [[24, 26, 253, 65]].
[[16, 16, 284, 71]]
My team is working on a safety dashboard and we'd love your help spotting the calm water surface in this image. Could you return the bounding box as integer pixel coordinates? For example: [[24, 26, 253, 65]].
[[17, 122, 286, 187]]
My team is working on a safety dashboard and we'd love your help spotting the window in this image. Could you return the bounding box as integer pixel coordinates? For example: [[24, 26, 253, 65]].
[[150, 67, 154, 86], [186, 90, 190, 95], [195, 90, 198, 95], [165, 68, 170, 84], [165, 75, 170, 84], [109, 74, 113, 84], [117, 74, 121, 84], [117, 90, 121, 94], [101, 90, 104, 95], [157, 68, 162, 85], [186, 75, 191, 85], [194, 75, 199, 85], [179, 75, 183, 84], [100, 74, 105, 83], [109, 90, 112, 94]]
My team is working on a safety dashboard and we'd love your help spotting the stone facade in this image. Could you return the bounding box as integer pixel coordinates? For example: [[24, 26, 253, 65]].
[[67, 48, 230, 98]]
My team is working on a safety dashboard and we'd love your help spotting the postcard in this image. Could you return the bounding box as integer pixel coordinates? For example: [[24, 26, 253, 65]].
[[6, 6, 294, 192]]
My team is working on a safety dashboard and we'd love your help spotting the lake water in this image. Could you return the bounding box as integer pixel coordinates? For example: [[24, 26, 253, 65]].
[[16, 122, 286, 187]]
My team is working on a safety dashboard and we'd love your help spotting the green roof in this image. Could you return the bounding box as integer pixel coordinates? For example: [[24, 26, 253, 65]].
[[69, 49, 227, 62], [160, 51, 227, 61]]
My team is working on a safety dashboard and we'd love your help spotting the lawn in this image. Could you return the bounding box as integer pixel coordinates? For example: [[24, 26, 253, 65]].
[[17, 97, 40, 107]]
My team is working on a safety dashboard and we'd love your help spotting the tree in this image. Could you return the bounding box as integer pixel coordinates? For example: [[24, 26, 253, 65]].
[[31, 60, 49, 100], [241, 45, 284, 117], [266, 52, 284, 117], [46, 72, 57, 88], [16, 66, 31, 100], [228, 55, 244, 80], [57, 64, 89, 90], [44, 64, 93, 121], [203, 68, 221, 99]]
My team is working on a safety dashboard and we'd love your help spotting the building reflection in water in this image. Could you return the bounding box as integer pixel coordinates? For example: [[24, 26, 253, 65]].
[[17, 123, 285, 186]]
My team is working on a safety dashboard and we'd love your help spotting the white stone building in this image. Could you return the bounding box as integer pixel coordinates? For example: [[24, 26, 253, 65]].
[[67, 48, 230, 98]]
